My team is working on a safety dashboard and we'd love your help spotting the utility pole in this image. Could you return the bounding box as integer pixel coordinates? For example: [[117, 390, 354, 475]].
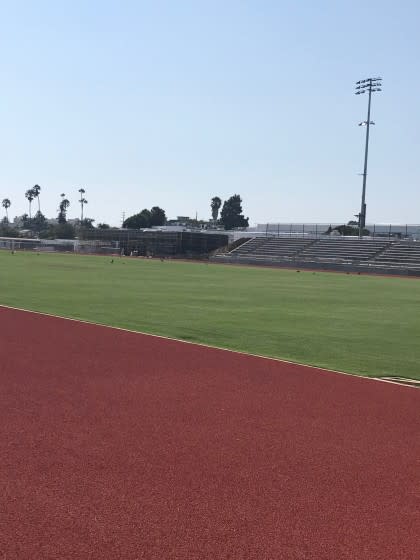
[[355, 77, 382, 237]]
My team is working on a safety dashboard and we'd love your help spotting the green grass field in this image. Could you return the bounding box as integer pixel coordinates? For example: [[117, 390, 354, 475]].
[[1, 250, 420, 379]]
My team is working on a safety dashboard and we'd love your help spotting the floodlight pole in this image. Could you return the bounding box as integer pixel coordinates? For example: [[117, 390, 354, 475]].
[[360, 86, 372, 236], [355, 77, 382, 238]]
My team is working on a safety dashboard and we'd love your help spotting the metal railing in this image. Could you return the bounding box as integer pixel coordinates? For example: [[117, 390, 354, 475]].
[[248, 223, 420, 240]]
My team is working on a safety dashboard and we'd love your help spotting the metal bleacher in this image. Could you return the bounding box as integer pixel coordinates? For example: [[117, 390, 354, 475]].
[[371, 241, 420, 270], [297, 237, 391, 263], [230, 237, 313, 261], [218, 236, 420, 274]]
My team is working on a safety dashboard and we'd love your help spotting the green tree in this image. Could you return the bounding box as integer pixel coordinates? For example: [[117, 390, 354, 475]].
[[123, 209, 152, 229], [25, 188, 35, 219], [150, 206, 166, 226], [211, 196, 222, 222], [333, 224, 370, 236], [220, 195, 249, 230], [0, 217, 18, 237], [32, 210, 48, 234], [2, 198, 11, 222], [97, 222, 110, 229], [79, 218, 95, 229], [40, 222, 75, 239], [22, 213, 32, 229], [58, 194, 70, 224], [55, 222, 76, 239], [32, 184, 42, 212]]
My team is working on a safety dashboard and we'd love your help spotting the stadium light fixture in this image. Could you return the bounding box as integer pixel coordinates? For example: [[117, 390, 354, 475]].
[[355, 76, 382, 237]]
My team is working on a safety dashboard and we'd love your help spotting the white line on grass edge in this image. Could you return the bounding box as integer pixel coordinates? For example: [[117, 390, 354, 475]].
[[0, 303, 416, 389]]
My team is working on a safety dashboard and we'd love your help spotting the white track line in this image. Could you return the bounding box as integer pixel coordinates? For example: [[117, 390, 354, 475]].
[[0, 303, 417, 389]]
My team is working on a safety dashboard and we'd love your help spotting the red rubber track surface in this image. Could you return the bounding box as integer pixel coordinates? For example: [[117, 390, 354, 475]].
[[0, 307, 419, 559]]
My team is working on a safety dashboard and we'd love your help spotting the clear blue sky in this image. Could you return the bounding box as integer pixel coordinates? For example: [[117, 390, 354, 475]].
[[1, 0, 419, 226]]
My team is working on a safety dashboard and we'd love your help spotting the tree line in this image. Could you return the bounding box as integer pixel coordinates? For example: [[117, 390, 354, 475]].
[[0, 185, 110, 239], [1, 185, 249, 238], [122, 195, 248, 231], [2, 185, 91, 222]]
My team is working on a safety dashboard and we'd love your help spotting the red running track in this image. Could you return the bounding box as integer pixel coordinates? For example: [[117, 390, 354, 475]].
[[0, 307, 419, 559]]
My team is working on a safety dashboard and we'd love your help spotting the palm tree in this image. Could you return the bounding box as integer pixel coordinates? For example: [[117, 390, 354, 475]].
[[2, 198, 11, 222], [25, 189, 35, 219], [32, 184, 41, 212], [78, 188, 88, 221]]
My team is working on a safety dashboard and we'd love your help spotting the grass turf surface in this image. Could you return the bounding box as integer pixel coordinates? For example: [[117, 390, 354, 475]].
[[1, 250, 420, 379]]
